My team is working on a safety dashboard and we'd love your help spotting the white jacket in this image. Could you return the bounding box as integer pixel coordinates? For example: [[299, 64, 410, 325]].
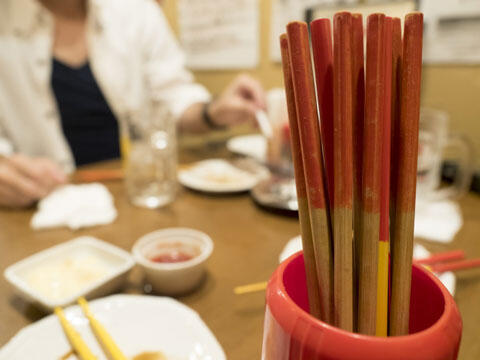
[[0, 0, 210, 172]]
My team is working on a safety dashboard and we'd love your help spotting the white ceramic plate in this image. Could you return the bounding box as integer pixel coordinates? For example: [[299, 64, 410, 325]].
[[178, 159, 260, 193], [226, 134, 267, 163], [279, 236, 456, 295], [0, 294, 226, 360], [4, 237, 134, 311]]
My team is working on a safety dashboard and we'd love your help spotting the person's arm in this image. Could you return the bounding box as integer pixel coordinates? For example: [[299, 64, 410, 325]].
[[178, 74, 266, 133], [0, 154, 66, 208], [137, 1, 266, 133]]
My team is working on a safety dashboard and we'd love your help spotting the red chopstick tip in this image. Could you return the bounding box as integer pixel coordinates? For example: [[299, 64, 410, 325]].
[[286, 21, 308, 32], [334, 11, 352, 19], [311, 18, 331, 27], [367, 13, 386, 25]]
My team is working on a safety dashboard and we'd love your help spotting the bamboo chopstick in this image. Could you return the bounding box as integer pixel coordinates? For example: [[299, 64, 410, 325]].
[[332, 12, 354, 331], [286, 21, 334, 324], [351, 13, 365, 332], [280, 33, 323, 318], [376, 16, 393, 337], [389, 17, 403, 244], [78, 297, 128, 360], [54, 307, 98, 360], [390, 12, 424, 336], [310, 18, 334, 208], [357, 13, 385, 335]]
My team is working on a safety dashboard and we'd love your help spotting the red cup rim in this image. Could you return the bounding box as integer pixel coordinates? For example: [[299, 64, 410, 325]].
[[267, 251, 460, 347]]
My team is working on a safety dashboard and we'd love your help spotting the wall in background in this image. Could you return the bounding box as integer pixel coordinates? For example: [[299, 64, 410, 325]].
[[162, 0, 480, 168]]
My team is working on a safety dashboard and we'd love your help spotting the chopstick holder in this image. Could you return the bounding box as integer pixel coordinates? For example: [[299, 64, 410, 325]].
[[54, 307, 98, 360], [78, 297, 128, 360]]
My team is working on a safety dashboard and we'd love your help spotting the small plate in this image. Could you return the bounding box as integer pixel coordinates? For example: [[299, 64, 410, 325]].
[[226, 134, 267, 162], [4, 237, 134, 311], [0, 294, 226, 360], [178, 159, 261, 193]]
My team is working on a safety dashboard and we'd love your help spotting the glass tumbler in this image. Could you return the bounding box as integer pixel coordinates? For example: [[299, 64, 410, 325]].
[[121, 106, 177, 208]]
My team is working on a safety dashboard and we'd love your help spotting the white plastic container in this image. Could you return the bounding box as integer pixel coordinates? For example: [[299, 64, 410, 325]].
[[4, 236, 134, 311]]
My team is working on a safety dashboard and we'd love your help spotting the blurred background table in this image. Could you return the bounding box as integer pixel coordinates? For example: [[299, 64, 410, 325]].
[[1, 147, 479, 359]]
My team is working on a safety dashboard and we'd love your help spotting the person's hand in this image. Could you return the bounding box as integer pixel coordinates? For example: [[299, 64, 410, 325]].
[[207, 74, 266, 128], [0, 154, 67, 208]]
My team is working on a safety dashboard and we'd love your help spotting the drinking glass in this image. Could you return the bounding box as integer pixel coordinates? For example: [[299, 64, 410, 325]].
[[416, 108, 473, 201], [121, 105, 177, 208]]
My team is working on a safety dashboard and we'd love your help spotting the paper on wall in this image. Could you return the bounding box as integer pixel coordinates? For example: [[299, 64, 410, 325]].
[[269, 0, 359, 62], [420, 0, 480, 64], [178, 0, 259, 70]]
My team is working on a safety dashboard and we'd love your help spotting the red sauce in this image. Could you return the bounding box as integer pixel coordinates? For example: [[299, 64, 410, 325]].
[[149, 250, 194, 263]]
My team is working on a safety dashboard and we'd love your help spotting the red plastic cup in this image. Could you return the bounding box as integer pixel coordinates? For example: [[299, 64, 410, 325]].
[[262, 252, 462, 360]]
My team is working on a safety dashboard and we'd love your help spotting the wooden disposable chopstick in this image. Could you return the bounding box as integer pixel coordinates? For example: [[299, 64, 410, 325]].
[[415, 250, 465, 265], [234, 281, 268, 295], [390, 12, 424, 336], [280, 33, 323, 318], [54, 307, 98, 360], [286, 21, 334, 324], [310, 18, 334, 208], [78, 297, 128, 360], [332, 12, 354, 331], [351, 13, 365, 332], [376, 16, 393, 337], [357, 13, 385, 335]]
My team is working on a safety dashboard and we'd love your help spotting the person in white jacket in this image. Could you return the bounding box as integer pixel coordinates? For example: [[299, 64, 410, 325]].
[[0, 0, 266, 208]]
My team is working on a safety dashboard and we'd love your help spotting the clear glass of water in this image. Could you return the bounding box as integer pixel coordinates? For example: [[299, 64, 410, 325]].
[[122, 106, 177, 208], [416, 108, 473, 201]]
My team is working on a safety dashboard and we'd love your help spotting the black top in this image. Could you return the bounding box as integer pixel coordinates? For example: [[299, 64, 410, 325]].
[[51, 58, 120, 166]]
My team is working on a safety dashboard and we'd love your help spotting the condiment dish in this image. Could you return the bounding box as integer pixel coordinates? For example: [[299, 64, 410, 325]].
[[3, 236, 134, 311], [132, 228, 213, 295]]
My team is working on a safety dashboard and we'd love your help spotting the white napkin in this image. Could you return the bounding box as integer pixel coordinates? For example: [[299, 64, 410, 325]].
[[414, 199, 463, 243], [31, 183, 117, 230], [279, 236, 456, 295]]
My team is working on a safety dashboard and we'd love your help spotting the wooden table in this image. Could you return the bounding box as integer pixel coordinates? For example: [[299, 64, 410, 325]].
[[1, 153, 480, 359]]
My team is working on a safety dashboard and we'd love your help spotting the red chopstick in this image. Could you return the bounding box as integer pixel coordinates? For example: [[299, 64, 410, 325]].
[[311, 18, 334, 208], [415, 250, 466, 265], [429, 259, 480, 274], [357, 13, 385, 336], [280, 33, 323, 319], [286, 21, 334, 324], [332, 11, 354, 332], [390, 12, 424, 336]]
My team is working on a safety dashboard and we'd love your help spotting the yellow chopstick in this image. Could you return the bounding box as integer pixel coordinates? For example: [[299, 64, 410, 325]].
[[78, 297, 128, 360], [234, 281, 267, 295], [54, 307, 98, 360]]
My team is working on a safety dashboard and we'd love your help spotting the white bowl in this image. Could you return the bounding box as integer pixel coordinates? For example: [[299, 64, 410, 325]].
[[132, 228, 213, 295], [3, 236, 134, 311]]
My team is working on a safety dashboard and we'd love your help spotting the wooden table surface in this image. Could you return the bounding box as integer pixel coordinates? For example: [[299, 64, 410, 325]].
[[0, 152, 479, 359]]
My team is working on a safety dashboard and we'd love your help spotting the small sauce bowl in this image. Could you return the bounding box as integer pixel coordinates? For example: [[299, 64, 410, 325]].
[[132, 228, 213, 295]]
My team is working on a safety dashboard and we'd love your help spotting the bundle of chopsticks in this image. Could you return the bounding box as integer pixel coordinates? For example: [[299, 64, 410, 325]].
[[280, 12, 423, 336]]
